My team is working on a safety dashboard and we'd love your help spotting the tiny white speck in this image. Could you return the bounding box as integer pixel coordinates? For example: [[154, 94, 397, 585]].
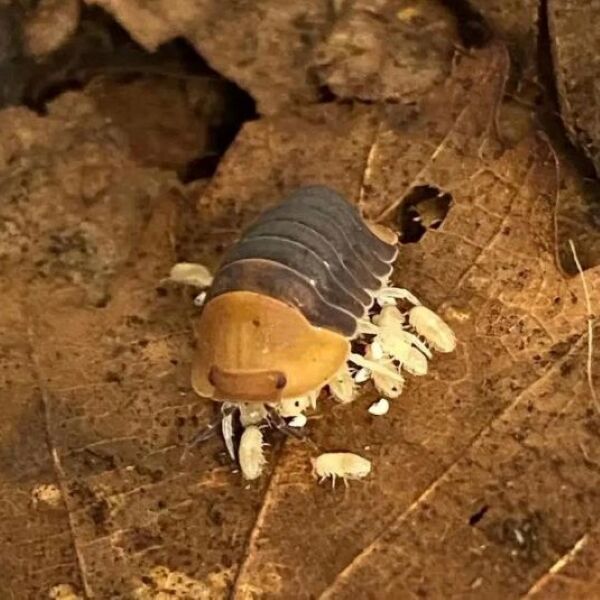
[[368, 398, 389, 416], [370, 340, 384, 360], [193, 291, 206, 306], [288, 414, 307, 428], [514, 529, 525, 545]]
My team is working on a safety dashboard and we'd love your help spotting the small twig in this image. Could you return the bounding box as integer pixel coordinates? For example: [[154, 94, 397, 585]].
[[569, 239, 599, 413]]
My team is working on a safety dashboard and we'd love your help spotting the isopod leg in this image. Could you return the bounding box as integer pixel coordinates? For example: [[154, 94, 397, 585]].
[[399, 330, 433, 359], [194, 291, 207, 306], [222, 411, 236, 461], [180, 404, 236, 463], [376, 287, 422, 306], [265, 405, 306, 439]]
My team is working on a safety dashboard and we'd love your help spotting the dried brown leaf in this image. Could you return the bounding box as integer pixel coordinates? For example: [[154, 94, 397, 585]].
[[85, 0, 463, 114], [193, 43, 600, 599], [525, 520, 600, 599], [2, 35, 600, 600]]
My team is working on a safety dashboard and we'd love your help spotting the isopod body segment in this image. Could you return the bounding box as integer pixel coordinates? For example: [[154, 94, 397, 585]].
[[238, 425, 267, 480], [408, 305, 457, 353], [311, 452, 372, 486], [191, 185, 398, 403]]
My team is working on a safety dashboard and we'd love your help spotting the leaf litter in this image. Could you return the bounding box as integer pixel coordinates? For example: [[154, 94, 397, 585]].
[[0, 27, 600, 600], [201, 43, 600, 599]]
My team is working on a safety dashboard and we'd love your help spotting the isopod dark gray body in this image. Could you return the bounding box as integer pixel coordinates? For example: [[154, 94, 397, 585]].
[[192, 185, 398, 403]]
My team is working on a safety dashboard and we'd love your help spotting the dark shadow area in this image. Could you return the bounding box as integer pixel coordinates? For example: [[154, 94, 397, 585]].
[[396, 185, 453, 244], [1, 5, 256, 180], [440, 0, 493, 48], [536, 0, 600, 273]]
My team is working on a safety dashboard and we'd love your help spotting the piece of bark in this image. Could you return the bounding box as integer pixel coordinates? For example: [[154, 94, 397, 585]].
[[549, 0, 600, 173]]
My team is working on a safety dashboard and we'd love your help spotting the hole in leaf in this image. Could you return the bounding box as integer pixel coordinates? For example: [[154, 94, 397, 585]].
[[440, 0, 493, 49], [397, 185, 453, 244], [468, 504, 489, 526]]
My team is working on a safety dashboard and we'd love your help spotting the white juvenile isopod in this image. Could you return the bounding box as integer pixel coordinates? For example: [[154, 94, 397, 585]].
[[288, 414, 308, 428], [238, 425, 267, 480], [353, 367, 371, 384], [328, 364, 357, 404], [222, 410, 236, 461], [368, 398, 390, 416], [311, 452, 372, 487], [408, 305, 456, 353], [373, 305, 433, 360], [364, 344, 404, 398], [402, 346, 429, 376], [193, 291, 207, 307], [167, 262, 213, 288], [278, 390, 318, 417]]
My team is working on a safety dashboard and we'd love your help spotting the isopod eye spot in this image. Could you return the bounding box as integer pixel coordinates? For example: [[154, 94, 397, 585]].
[[275, 373, 287, 390], [295, 401, 300, 407], [252, 318, 260, 327]]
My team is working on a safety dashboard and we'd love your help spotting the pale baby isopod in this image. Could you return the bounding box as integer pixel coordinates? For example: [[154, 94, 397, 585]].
[[402, 346, 429, 376], [368, 398, 390, 416], [193, 291, 207, 307], [168, 262, 213, 288], [238, 425, 267, 480], [364, 344, 404, 399], [288, 414, 308, 428], [408, 305, 456, 353], [329, 364, 357, 404], [311, 452, 372, 487], [353, 367, 371, 383]]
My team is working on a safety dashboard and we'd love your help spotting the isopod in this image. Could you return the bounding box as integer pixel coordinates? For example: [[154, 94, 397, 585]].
[[191, 185, 399, 404], [311, 452, 372, 487], [329, 363, 357, 404], [408, 305, 457, 353], [238, 425, 267, 480], [368, 398, 390, 416], [176, 185, 456, 477], [288, 414, 308, 428], [167, 262, 214, 288]]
